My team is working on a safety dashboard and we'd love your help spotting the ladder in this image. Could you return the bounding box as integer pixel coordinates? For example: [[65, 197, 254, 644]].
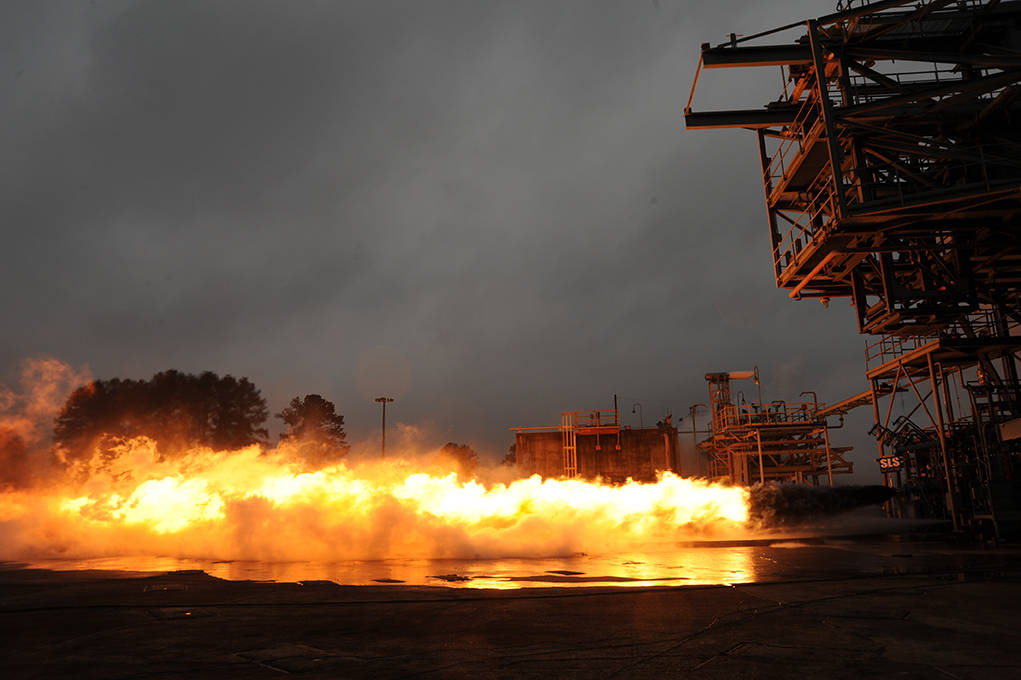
[[561, 411, 578, 478]]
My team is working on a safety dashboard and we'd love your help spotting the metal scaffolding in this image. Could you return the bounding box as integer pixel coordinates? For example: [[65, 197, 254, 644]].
[[686, 0, 1021, 535], [697, 370, 853, 485]]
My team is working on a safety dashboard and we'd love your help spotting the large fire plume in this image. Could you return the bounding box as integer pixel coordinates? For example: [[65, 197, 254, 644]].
[[0, 358, 749, 564], [0, 439, 749, 562]]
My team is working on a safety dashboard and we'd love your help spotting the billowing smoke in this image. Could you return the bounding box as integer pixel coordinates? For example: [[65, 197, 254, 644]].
[[0, 357, 91, 488], [748, 481, 895, 527]]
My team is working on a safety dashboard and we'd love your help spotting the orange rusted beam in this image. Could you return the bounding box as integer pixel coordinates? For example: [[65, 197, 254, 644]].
[[789, 251, 838, 299]]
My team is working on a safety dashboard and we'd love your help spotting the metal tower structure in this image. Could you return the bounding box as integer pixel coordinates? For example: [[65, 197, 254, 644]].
[[686, 0, 1021, 535], [697, 370, 853, 485]]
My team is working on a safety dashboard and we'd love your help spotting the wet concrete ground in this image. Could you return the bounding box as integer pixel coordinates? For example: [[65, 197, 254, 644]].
[[2, 545, 1020, 678], [16, 531, 1016, 588]]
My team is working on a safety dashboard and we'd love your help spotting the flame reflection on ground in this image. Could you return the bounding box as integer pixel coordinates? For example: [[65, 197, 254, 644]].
[[21, 546, 759, 589]]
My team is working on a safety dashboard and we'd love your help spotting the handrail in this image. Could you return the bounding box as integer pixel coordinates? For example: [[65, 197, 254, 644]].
[[771, 161, 841, 274], [863, 309, 1021, 370], [764, 91, 821, 187], [713, 401, 823, 430], [771, 135, 1021, 280]]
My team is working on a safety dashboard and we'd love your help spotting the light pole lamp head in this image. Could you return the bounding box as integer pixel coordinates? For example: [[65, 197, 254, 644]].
[[375, 397, 394, 404]]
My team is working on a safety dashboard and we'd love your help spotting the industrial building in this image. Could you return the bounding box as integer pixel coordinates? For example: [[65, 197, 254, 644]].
[[685, 0, 1021, 536], [512, 408, 681, 483], [509, 377, 854, 486]]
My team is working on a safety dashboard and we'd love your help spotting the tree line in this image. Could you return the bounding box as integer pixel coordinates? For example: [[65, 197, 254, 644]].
[[54, 370, 349, 461], [49, 369, 483, 470]]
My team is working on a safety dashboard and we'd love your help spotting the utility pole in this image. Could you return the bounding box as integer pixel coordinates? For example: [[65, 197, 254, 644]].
[[375, 397, 394, 459]]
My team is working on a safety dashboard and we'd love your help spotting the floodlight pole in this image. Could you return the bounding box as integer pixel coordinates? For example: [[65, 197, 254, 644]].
[[375, 397, 394, 459]]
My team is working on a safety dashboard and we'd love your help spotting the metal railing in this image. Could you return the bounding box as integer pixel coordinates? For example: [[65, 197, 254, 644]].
[[836, 0, 987, 21], [865, 309, 1021, 370], [770, 132, 1021, 280], [771, 164, 842, 275], [713, 401, 822, 430], [865, 334, 931, 369], [845, 66, 969, 107], [763, 92, 821, 187], [570, 409, 619, 429]]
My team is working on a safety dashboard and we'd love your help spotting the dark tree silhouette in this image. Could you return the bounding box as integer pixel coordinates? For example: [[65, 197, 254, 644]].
[[439, 442, 479, 477], [54, 370, 269, 459], [205, 374, 270, 450], [276, 394, 349, 451], [502, 443, 516, 466]]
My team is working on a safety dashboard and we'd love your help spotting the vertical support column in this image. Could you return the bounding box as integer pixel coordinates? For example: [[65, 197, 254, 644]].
[[757, 430, 765, 484], [927, 352, 959, 531], [808, 19, 848, 218], [838, 50, 871, 207], [870, 378, 885, 458], [823, 423, 834, 486], [758, 129, 784, 283], [869, 377, 894, 515], [848, 139, 870, 205], [995, 305, 1021, 408], [691, 406, 701, 477], [940, 360, 956, 424], [852, 268, 870, 333], [879, 253, 897, 317]]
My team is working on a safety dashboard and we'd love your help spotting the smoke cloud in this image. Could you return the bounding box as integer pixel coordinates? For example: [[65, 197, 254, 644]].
[[748, 481, 896, 527], [0, 357, 91, 488]]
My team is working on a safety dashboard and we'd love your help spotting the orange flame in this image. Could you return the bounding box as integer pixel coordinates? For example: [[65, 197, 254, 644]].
[[0, 437, 749, 563]]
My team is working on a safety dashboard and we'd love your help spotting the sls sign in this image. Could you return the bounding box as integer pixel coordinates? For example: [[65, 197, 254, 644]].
[[878, 456, 903, 472]]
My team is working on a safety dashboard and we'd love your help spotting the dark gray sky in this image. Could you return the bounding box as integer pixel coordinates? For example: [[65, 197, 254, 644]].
[[1, 0, 882, 478]]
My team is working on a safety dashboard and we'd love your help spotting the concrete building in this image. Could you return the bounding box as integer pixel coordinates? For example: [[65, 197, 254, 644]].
[[513, 410, 680, 483]]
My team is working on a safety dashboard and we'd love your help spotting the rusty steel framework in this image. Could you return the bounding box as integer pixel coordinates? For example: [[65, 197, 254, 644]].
[[686, 0, 1021, 535], [697, 370, 853, 485]]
